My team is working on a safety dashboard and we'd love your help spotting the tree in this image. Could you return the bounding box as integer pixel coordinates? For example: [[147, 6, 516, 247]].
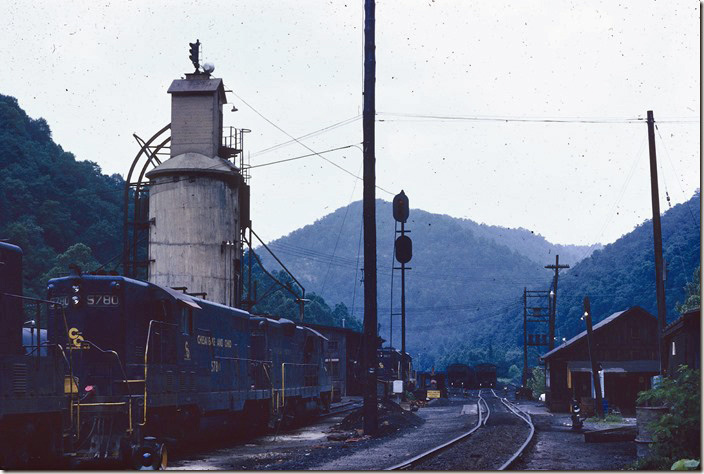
[[676, 266, 700, 314], [636, 366, 700, 468], [507, 364, 521, 382], [526, 368, 545, 399], [40, 243, 100, 289]]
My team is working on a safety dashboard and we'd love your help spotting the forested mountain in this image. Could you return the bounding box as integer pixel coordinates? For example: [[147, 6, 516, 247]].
[[259, 194, 700, 375], [553, 192, 701, 338], [0, 95, 123, 296], [258, 200, 583, 373], [453, 219, 599, 267]]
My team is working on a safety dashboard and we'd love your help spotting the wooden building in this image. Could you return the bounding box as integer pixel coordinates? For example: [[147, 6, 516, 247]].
[[541, 306, 659, 415], [663, 307, 700, 375], [301, 323, 363, 400]]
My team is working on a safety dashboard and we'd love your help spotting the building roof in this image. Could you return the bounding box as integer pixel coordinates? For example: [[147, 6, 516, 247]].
[[541, 306, 655, 360], [168, 77, 227, 103], [663, 307, 700, 337], [146, 152, 239, 180]]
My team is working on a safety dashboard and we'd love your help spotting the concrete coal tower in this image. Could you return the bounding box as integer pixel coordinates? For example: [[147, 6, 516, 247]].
[[146, 70, 244, 307]]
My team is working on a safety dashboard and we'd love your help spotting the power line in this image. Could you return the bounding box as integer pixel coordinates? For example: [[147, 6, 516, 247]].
[[377, 112, 699, 124], [655, 124, 701, 231], [319, 163, 363, 295], [248, 144, 360, 169], [251, 115, 361, 157], [231, 91, 394, 196]]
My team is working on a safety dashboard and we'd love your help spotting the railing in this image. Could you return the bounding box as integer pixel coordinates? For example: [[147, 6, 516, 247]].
[[279, 362, 321, 408]]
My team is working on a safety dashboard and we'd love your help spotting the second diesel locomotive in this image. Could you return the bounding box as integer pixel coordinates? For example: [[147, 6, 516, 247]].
[[47, 272, 332, 468]]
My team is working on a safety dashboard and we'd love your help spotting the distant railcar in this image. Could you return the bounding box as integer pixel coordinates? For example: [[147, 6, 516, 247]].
[[446, 363, 478, 390], [47, 274, 332, 468], [474, 363, 498, 388]]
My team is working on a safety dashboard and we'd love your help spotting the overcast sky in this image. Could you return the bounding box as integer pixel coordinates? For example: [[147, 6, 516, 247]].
[[2, 0, 700, 246]]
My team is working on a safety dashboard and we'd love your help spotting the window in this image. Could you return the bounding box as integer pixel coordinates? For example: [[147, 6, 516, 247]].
[[180, 307, 193, 335], [672, 341, 676, 356]]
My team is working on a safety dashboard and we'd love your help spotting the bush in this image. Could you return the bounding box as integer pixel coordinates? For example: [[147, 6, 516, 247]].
[[526, 368, 545, 400], [635, 365, 700, 465]]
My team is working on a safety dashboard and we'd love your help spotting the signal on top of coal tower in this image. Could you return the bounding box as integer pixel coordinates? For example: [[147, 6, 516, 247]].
[[393, 190, 409, 223]]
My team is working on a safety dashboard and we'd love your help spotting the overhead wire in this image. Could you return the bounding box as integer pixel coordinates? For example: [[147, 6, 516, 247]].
[[377, 112, 699, 124], [231, 91, 394, 196], [319, 162, 363, 296], [575, 134, 648, 263], [251, 115, 362, 157], [655, 124, 701, 231]]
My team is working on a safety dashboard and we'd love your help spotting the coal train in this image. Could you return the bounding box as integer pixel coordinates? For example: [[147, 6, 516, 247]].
[[446, 363, 478, 390], [1, 242, 333, 469]]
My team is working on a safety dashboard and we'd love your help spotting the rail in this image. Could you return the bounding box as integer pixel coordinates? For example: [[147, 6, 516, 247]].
[[386, 392, 484, 470], [493, 389, 535, 470]]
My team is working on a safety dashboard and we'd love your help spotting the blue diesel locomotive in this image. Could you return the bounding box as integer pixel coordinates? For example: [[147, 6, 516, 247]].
[[0, 243, 65, 468], [47, 273, 332, 468]]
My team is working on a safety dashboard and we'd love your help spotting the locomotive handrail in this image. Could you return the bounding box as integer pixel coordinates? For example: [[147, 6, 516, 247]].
[[80, 339, 133, 434], [140, 319, 178, 427], [2, 292, 65, 306], [280, 362, 321, 407]]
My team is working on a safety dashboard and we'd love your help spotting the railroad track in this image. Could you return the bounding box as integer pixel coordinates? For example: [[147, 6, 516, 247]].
[[386, 389, 534, 470], [321, 400, 362, 419]]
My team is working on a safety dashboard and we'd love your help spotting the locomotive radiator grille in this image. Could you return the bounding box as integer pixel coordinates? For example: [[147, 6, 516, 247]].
[[166, 370, 174, 392], [13, 363, 28, 394]]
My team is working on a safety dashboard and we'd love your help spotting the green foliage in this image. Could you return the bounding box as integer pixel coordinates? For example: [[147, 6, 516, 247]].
[[636, 366, 701, 464], [40, 243, 100, 288], [243, 249, 361, 330], [258, 192, 699, 373], [0, 95, 124, 297], [507, 364, 522, 383], [585, 413, 624, 423], [671, 459, 700, 470], [555, 193, 701, 341], [526, 368, 545, 399], [675, 266, 700, 314]]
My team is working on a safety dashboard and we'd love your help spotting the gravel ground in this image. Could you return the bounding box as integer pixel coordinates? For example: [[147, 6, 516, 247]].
[[309, 397, 479, 470], [167, 396, 478, 470], [412, 391, 530, 470], [510, 400, 637, 470]]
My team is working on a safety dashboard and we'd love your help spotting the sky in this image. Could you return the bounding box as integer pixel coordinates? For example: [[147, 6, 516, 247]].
[[1, 0, 700, 246]]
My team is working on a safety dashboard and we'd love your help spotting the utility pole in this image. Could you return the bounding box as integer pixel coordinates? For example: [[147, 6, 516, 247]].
[[646, 110, 668, 377], [545, 255, 569, 351], [583, 297, 604, 417], [362, 0, 378, 436], [522, 287, 528, 386]]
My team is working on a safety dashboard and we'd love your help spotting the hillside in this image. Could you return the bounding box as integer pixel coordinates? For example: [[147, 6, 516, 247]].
[[258, 200, 582, 370], [553, 192, 701, 338], [453, 219, 600, 267], [259, 194, 700, 374], [434, 192, 701, 374], [0, 95, 124, 296]]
